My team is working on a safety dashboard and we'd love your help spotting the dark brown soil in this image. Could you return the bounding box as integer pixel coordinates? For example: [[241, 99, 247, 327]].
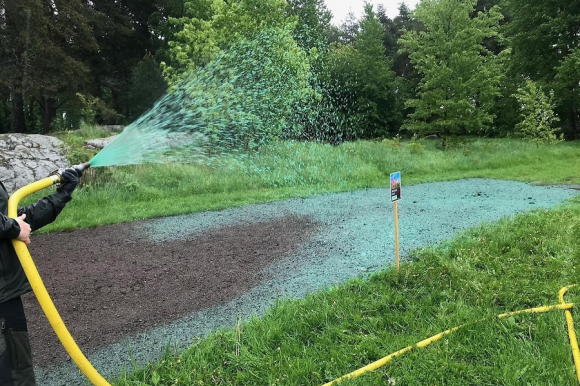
[[23, 215, 318, 366]]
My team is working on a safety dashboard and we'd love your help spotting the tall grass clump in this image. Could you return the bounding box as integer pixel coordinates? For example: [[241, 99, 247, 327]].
[[235, 140, 383, 189]]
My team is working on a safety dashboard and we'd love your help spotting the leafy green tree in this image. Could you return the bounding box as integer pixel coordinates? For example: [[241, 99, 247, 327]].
[[513, 80, 561, 145], [0, 0, 187, 133], [490, 74, 521, 136], [375, 3, 423, 131], [375, 4, 397, 57], [179, 27, 312, 149], [86, 0, 185, 123], [399, 0, 503, 144], [474, 0, 501, 15], [335, 11, 359, 44], [503, 0, 579, 82], [162, 0, 293, 84], [286, 0, 332, 51], [326, 24, 341, 45], [324, 4, 400, 140], [0, 0, 97, 133], [554, 49, 580, 139], [355, 5, 385, 57], [503, 0, 580, 138], [124, 54, 168, 121]]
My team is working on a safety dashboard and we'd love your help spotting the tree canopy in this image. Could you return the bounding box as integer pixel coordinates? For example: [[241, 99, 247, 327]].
[[0, 0, 577, 144], [399, 0, 503, 140]]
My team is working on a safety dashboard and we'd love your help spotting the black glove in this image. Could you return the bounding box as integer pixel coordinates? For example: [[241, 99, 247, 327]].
[[57, 169, 80, 196]]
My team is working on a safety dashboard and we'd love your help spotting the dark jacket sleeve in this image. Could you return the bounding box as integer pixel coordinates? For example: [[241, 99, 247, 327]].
[[0, 213, 21, 240], [0, 183, 21, 240], [16, 190, 72, 232]]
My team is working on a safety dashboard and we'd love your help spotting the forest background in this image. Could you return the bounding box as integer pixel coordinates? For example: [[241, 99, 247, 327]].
[[1, 0, 578, 145]]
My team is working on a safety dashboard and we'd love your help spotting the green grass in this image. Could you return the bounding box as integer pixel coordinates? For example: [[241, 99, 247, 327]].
[[31, 136, 580, 232], [113, 197, 580, 386]]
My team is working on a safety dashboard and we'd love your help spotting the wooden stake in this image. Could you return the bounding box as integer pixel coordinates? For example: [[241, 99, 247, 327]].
[[394, 200, 400, 273]]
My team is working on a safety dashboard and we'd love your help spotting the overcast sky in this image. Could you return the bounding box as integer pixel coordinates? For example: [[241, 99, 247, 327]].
[[325, 0, 421, 25]]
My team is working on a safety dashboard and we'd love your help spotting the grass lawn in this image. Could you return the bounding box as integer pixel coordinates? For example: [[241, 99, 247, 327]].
[[28, 135, 580, 232]]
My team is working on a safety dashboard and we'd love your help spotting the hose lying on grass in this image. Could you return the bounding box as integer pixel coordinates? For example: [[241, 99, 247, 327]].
[[323, 285, 580, 386], [561, 285, 580, 383]]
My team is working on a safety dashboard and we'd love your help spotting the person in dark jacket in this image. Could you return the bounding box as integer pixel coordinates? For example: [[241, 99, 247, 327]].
[[0, 169, 80, 386]]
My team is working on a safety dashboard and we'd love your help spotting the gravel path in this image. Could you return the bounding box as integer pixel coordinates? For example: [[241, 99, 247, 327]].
[[30, 179, 577, 385]]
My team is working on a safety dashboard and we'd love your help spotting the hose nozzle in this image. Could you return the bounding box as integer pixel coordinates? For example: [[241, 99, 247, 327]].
[[72, 162, 91, 176], [50, 162, 91, 181]]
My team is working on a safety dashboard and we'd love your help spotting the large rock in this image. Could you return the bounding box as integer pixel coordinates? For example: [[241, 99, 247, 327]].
[[0, 134, 69, 194]]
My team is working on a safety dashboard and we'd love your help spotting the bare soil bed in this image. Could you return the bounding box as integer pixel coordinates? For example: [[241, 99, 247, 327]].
[[25, 215, 319, 366]]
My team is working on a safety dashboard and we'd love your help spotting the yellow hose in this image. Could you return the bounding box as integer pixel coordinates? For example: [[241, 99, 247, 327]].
[[8, 176, 111, 386], [560, 285, 580, 383], [322, 302, 575, 386]]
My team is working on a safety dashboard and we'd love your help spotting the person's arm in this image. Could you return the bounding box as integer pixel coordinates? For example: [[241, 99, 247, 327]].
[[0, 183, 32, 243], [0, 214, 31, 244], [0, 212, 22, 240], [17, 169, 79, 232]]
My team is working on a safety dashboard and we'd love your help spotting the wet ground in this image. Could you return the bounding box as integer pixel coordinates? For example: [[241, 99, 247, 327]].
[[26, 179, 578, 385]]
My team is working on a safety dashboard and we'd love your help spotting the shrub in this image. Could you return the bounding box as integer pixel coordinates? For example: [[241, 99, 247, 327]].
[[382, 134, 402, 152], [513, 80, 562, 146], [408, 135, 425, 154]]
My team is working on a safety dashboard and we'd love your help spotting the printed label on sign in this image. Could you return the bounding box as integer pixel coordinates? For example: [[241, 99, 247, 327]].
[[390, 171, 401, 202]]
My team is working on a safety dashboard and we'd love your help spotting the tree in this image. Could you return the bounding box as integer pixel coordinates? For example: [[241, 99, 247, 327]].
[[399, 0, 503, 143], [86, 0, 185, 124], [391, 3, 424, 79], [503, 0, 580, 138], [124, 54, 168, 121], [554, 49, 580, 139], [474, 0, 501, 15], [286, 0, 332, 51], [172, 27, 312, 149], [375, 4, 396, 57], [0, 0, 190, 134], [504, 0, 579, 83], [162, 0, 293, 84], [0, 0, 98, 133], [513, 80, 561, 145], [336, 11, 359, 44], [1, 0, 39, 133], [374, 3, 424, 131], [322, 4, 400, 140]]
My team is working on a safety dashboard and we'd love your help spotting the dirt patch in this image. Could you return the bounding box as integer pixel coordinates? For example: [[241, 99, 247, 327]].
[[23, 215, 319, 366]]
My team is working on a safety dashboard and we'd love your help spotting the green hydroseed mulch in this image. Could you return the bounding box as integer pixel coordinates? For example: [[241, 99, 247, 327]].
[[112, 198, 580, 386]]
